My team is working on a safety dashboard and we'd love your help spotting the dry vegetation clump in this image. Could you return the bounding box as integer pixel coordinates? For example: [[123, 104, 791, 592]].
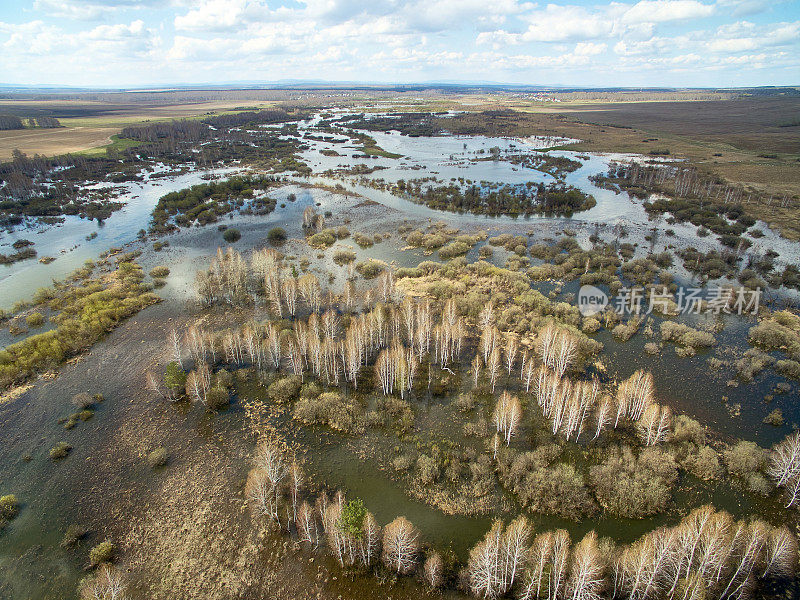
[[589, 446, 678, 518]]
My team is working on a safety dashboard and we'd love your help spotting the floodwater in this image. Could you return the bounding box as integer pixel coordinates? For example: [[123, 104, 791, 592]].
[[1, 111, 798, 599]]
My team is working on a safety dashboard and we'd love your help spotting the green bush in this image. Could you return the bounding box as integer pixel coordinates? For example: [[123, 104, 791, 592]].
[[71, 392, 94, 409], [0, 495, 19, 520], [353, 232, 374, 248], [223, 228, 241, 243], [660, 322, 715, 348], [149, 266, 170, 278], [205, 386, 230, 410], [49, 442, 73, 460], [355, 260, 385, 279], [25, 312, 46, 328], [267, 375, 302, 404], [89, 540, 115, 566], [61, 524, 87, 548], [164, 362, 187, 395], [147, 447, 168, 468], [514, 463, 596, 520], [308, 230, 336, 249], [438, 241, 471, 259], [589, 447, 678, 518], [333, 249, 356, 265], [684, 445, 723, 481], [338, 499, 367, 537], [293, 391, 362, 433], [267, 227, 287, 245]]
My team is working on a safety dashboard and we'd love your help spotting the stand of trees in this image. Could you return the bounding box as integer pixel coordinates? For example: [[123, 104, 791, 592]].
[[242, 430, 797, 600], [389, 179, 596, 217], [150, 175, 281, 233]]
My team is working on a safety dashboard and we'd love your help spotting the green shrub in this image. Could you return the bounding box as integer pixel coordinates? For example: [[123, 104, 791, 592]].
[[338, 499, 367, 537], [25, 312, 46, 328], [416, 454, 440, 485], [164, 362, 187, 395], [353, 232, 374, 248], [763, 408, 784, 426], [149, 266, 170, 278], [61, 524, 87, 548], [147, 447, 168, 468], [333, 249, 356, 265], [513, 463, 596, 520], [293, 391, 362, 432], [267, 227, 287, 245], [660, 321, 715, 348], [223, 228, 241, 243], [89, 540, 115, 566], [0, 495, 19, 520], [684, 446, 723, 480], [672, 415, 706, 445], [438, 241, 471, 259], [723, 441, 767, 479], [49, 442, 72, 460], [355, 260, 385, 279], [308, 230, 336, 249], [71, 392, 94, 409], [267, 375, 302, 404], [205, 386, 230, 410]]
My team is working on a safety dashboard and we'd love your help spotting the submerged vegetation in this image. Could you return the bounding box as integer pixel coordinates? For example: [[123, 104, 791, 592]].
[[130, 235, 800, 599], [150, 175, 282, 233], [2, 97, 800, 600], [384, 179, 596, 217], [0, 252, 159, 389]]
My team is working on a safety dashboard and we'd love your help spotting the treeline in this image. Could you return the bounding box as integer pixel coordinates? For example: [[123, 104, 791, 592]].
[[0, 115, 24, 130], [150, 175, 282, 233], [201, 109, 303, 129], [0, 115, 61, 130], [393, 180, 596, 217]]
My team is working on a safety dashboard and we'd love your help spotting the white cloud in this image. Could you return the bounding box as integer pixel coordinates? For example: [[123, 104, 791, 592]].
[[622, 0, 715, 24], [33, 0, 170, 20]]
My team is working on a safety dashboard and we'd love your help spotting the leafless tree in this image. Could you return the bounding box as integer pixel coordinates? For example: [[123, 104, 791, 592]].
[[80, 564, 127, 600], [297, 501, 318, 546], [424, 551, 444, 588], [566, 531, 604, 600], [504, 334, 519, 375], [615, 369, 655, 426], [488, 346, 501, 393], [762, 527, 797, 579], [382, 516, 420, 574], [592, 396, 613, 441], [637, 403, 672, 446], [360, 512, 382, 567], [494, 392, 522, 446], [768, 432, 800, 488]]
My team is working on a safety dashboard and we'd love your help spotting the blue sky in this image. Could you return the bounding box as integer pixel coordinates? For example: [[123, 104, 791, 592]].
[[0, 0, 798, 87]]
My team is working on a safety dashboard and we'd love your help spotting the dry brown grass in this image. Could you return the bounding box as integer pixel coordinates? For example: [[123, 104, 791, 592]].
[[0, 126, 117, 160], [0, 98, 279, 160]]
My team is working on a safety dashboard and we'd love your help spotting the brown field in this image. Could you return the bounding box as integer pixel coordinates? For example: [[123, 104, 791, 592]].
[[0, 97, 283, 160], [0, 125, 118, 159]]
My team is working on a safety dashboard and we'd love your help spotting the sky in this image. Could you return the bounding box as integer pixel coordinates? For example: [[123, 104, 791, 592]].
[[0, 0, 798, 88]]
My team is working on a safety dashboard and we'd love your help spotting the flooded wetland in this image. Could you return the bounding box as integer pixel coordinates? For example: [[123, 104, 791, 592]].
[[1, 97, 800, 600]]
